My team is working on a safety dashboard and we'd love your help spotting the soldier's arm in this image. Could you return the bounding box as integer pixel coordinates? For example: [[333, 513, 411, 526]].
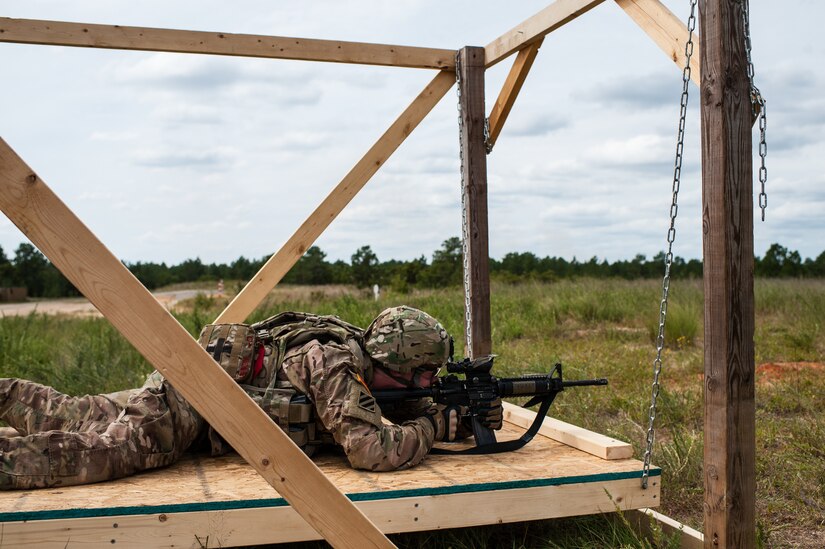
[[282, 340, 436, 471]]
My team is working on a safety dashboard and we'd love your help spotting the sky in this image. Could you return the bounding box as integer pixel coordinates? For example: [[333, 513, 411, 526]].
[[1, 1, 823, 266]]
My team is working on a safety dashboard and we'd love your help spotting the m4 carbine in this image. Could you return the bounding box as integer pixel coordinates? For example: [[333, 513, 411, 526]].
[[372, 355, 607, 454]]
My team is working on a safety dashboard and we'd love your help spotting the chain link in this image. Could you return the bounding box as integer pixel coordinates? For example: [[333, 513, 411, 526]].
[[456, 52, 474, 357], [483, 117, 494, 154], [743, 0, 768, 221], [642, 0, 697, 490]]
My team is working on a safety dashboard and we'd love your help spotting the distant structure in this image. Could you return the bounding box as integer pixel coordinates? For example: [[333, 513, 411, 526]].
[[0, 287, 27, 303], [372, 284, 380, 301]]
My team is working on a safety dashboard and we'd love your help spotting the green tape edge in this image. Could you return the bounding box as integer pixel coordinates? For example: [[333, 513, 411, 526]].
[[0, 468, 660, 523]]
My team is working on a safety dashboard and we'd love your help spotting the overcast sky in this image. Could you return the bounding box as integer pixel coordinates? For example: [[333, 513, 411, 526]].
[[1, 1, 823, 266]]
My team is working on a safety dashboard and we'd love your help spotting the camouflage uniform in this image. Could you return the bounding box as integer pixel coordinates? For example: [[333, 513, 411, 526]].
[[201, 311, 438, 471], [0, 373, 202, 490], [0, 307, 447, 488]]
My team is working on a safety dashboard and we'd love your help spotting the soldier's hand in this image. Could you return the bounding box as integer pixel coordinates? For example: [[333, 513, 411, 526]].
[[425, 404, 468, 442], [476, 397, 503, 430]]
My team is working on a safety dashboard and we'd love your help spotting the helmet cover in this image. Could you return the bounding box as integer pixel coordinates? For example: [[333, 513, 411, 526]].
[[365, 306, 452, 372]]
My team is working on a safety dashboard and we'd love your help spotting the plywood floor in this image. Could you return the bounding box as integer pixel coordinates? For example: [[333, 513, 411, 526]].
[[0, 417, 660, 547]]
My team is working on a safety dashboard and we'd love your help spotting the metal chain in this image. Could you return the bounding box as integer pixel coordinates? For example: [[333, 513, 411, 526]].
[[743, 0, 768, 221], [483, 117, 494, 154], [642, 0, 697, 490], [456, 52, 473, 357]]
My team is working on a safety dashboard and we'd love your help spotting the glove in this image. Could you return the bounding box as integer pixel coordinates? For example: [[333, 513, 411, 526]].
[[425, 404, 468, 442], [475, 397, 503, 430]]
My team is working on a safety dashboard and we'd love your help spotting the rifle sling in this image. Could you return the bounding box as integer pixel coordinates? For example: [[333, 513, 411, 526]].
[[430, 394, 556, 455]]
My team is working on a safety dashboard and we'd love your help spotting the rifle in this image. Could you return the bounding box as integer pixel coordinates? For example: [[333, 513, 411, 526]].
[[371, 355, 607, 454]]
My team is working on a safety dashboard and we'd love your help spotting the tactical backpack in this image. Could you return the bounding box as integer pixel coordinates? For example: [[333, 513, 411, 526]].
[[197, 312, 365, 457]]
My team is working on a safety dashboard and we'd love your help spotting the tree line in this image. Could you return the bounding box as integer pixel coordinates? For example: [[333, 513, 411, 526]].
[[1, 239, 824, 299]]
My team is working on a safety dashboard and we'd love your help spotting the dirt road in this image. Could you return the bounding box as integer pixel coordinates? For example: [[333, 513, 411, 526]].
[[0, 289, 214, 318]]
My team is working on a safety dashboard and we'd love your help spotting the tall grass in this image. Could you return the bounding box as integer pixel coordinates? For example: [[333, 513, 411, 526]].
[[1, 278, 823, 547], [0, 314, 149, 394]]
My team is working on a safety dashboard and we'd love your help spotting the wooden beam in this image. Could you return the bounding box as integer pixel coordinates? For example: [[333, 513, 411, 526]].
[[502, 403, 633, 460], [0, 17, 455, 70], [615, 0, 701, 87], [0, 138, 394, 549], [699, 0, 756, 547], [486, 40, 543, 150], [627, 509, 704, 549], [457, 47, 492, 358], [485, 0, 606, 67], [215, 71, 455, 324], [0, 479, 659, 547]]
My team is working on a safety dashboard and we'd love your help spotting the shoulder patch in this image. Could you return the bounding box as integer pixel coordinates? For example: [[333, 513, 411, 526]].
[[343, 383, 383, 427]]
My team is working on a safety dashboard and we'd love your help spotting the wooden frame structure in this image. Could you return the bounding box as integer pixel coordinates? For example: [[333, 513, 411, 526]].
[[0, 404, 663, 547], [0, 0, 754, 547]]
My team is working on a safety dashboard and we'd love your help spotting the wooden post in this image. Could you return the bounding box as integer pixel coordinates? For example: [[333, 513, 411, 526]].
[[457, 46, 491, 358], [699, 1, 756, 547]]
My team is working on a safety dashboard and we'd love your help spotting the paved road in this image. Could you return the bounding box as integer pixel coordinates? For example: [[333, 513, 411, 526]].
[[0, 289, 215, 318]]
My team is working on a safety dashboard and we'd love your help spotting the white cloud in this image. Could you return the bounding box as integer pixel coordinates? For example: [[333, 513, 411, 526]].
[[0, 0, 822, 264], [89, 131, 138, 142], [506, 114, 568, 137], [586, 134, 671, 166], [130, 147, 238, 170], [153, 103, 223, 125]]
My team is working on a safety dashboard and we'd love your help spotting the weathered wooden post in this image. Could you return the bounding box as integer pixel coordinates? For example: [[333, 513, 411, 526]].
[[700, 0, 756, 546], [457, 46, 492, 358]]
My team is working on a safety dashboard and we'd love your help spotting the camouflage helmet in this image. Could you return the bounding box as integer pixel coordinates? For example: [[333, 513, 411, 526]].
[[365, 306, 452, 372]]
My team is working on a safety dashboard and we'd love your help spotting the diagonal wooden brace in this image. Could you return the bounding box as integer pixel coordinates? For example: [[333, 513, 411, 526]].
[[215, 70, 455, 324], [486, 39, 543, 151], [615, 0, 701, 86], [485, 0, 606, 67], [0, 138, 394, 549]]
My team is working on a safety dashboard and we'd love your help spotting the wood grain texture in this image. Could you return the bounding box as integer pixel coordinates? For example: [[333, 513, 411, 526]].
[[699, 0, 756, 546], [0, 420, 659, 546], [615, 0, 701, 87], [457, 47, 492, 358], [215, 71, 455, 324], [628, 509, 704, 549], [0, 139, 393, 549], [487, 40, 543, 149], [503, 403, 633, 460], [485, 0, 606, 67], [0, 17, 455, 69], [0, 479, 659, 547]]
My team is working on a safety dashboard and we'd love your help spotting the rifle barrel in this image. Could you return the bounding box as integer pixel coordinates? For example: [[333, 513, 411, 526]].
[[372, 377, 608, 402], [498, 376, 607, 397], [563, 378, 608, 387]]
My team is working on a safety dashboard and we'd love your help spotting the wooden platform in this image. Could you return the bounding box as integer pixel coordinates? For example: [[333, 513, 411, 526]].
[[0, 407, 659, 547]]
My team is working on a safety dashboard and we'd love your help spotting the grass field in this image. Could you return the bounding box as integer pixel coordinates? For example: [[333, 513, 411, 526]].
[[1, 278, 823, 548]]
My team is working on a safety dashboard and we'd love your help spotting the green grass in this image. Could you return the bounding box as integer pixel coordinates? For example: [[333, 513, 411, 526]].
[[275, 510, 682, 549], [1, 278, 823, 547]]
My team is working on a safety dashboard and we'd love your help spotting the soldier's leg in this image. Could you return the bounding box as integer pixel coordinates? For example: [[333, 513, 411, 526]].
[[0, 387, 185, 490], [0, 378, 128, 435]]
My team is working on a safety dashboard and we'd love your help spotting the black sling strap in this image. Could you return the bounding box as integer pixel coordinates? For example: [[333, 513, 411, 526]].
[[429, 393, 557, 455]]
